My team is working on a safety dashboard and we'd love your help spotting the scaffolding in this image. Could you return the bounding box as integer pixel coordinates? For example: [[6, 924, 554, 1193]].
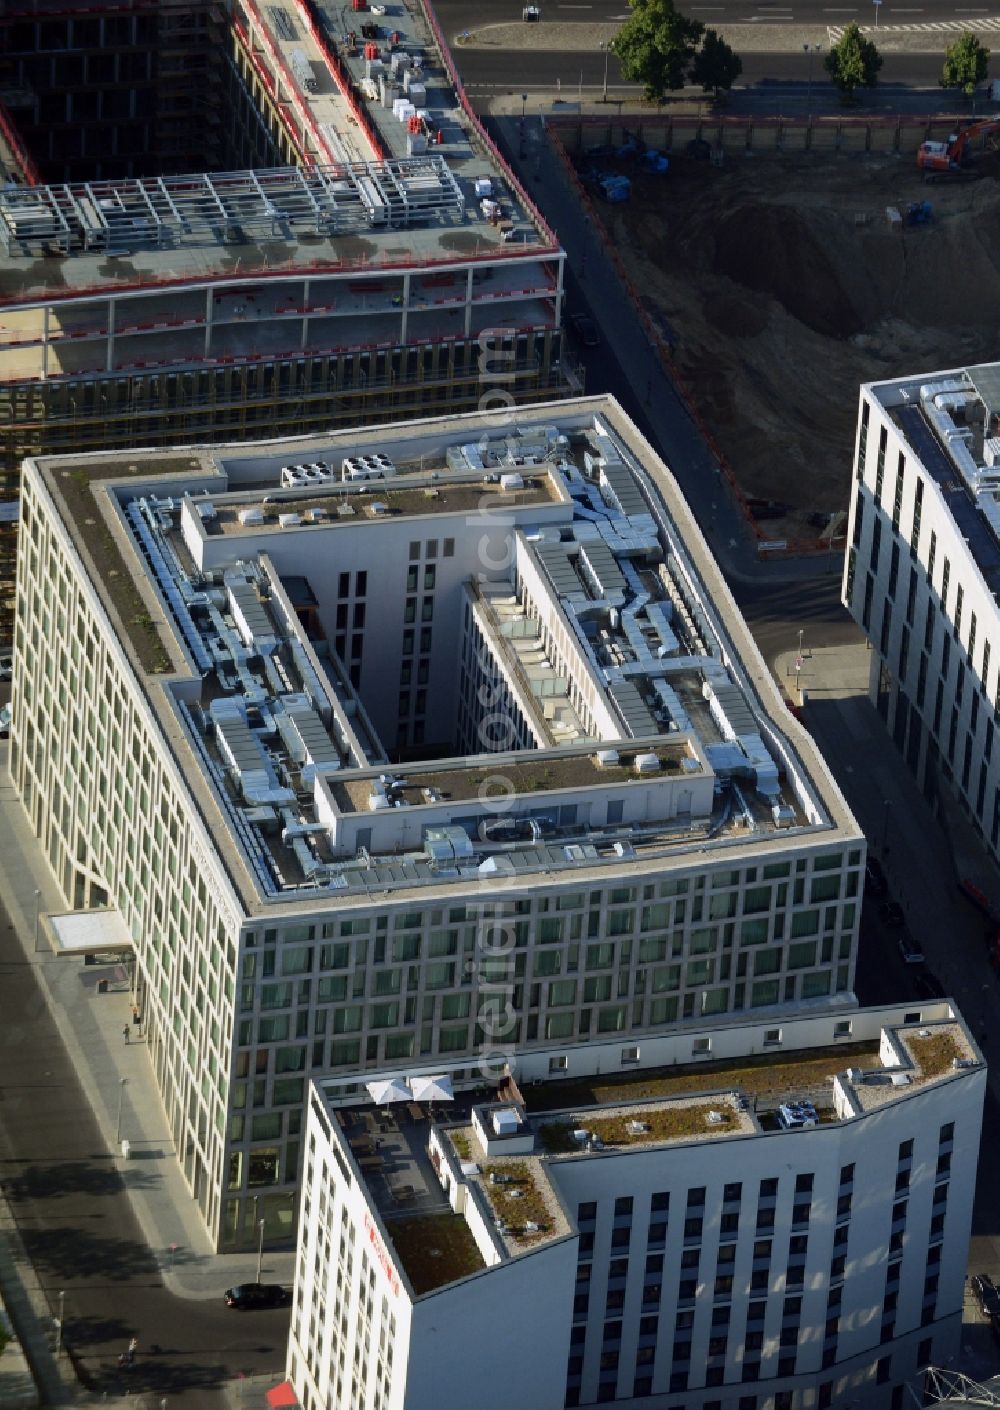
[[914, 1368, 1000, 1408], [0, 159, 466, 257]]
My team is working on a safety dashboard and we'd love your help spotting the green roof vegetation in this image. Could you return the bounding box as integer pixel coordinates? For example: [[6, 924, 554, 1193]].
[[906, 1029, 962, 1079], [539, 1102, 735, 1154], [482, 1161, 551, 1243], [525, 1041, 884, 1113], [385, 1212, 486, 1296], [54, 463, 182, 675]]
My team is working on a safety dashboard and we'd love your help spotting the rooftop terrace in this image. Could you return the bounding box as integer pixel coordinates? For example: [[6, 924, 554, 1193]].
[[328, 1012, 980, 1294]]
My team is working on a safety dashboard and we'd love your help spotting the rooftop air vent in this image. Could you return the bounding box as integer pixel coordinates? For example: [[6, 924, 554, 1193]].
[[626, 1120, 650, 1135], [278, 512, 301, 528], [596, 749, 620, 768], [634, 752, 660, 775], [706, 1110, 725, 1125]]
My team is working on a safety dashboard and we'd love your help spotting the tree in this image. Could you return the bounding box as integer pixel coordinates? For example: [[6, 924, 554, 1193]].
[[690, 28, 742, 100], [611, 0, 704, 103], [824, 22, 883, 98], [940, 32, 990, 98]]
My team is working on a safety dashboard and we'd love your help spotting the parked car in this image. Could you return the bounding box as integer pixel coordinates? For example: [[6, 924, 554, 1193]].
[[224, 1283, 290, 1310], [0, 702, 10, 738], [864, 857, 888, 898], [897, 931, 926, 966], [914, 969, 946, 1000], [0, 653, 12, 681], [569, 312, 600, 348], [880, 899, 905, 928], [971, 1273, 1000, 1320]]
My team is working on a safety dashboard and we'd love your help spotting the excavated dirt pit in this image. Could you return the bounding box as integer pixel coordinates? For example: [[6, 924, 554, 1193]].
[[584, 146, 1000, 545]]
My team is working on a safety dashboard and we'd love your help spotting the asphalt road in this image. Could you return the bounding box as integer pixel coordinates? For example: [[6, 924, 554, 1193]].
[[437, 0, 978, 32], [0, 907, 289, 1410], [455, 49, 969, 102]]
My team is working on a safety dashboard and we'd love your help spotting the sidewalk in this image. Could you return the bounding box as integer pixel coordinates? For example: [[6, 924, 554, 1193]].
[[772, 639, 1000, 1052], [458, 18, 997, 55], [0, 749, 294, 1303]]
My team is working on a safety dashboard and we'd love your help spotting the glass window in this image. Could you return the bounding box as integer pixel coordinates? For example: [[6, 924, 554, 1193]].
[[751, 979, 780, 1007]]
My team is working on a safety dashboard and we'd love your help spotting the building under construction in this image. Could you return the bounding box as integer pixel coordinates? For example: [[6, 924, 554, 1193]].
[[0, 0, 570, 640]]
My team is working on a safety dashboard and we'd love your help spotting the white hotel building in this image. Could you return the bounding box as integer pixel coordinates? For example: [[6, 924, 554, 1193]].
[[289, 1003, 984, 1410], [11, 397, 863, 1250], [843, 361, 1000, 852]]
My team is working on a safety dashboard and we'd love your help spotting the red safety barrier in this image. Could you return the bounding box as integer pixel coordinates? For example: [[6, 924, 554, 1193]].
[[0, 97, 40, 187], [416, 0, 557, 252]]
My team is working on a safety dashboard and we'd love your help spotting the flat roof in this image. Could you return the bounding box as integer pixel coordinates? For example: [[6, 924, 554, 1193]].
[[208, 469, 561, 536], [0, 0, 557, 306], [330, 743, 694, 813], [28, 397, 862, 916], [877, 362, 1000, 605], [327, 1010, 980, 1289]]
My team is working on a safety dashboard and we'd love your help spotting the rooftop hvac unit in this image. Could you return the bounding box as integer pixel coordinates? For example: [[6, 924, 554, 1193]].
[[846, 1067, 863, 1082], [197, 501, 217, 520], [492, 1107, 520, 1136], [634, 752, 660, 775], [306, 508, 327, 523], [524, 1221, 541, 1232], [278, 513, 301, 528], [891, 1073, 912, 1086], [596, 749, 620, 767], [239, 506, 265, 526], [706, 1111, 725, 1125], [571, 1129, 590, 1144], [626, 1120, 649, 1135], [984, 437, 1000, 468], [500, 472, 524, 491]]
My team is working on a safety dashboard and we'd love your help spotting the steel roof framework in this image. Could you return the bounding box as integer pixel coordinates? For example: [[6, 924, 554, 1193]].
[[0, 158, 467, 257]]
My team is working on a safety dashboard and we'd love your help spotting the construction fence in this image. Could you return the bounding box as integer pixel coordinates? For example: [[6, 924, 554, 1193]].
[[549, 111, 972, 159]]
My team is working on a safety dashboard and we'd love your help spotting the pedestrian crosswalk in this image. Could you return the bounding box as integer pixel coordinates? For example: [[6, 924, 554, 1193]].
[[828, 15, 1000, 41]]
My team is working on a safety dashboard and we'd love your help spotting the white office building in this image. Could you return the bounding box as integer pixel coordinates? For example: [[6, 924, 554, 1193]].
[[289, 1002, 984, 1410], [843, 361, 1000, 853], [11, 397, 863, 1250]]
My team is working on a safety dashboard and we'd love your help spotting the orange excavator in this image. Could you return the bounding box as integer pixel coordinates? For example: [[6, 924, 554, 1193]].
[[917, 118, 1000, 180]]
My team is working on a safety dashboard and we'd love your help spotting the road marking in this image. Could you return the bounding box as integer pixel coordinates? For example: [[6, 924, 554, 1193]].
[[829, 11, 1000, 33]]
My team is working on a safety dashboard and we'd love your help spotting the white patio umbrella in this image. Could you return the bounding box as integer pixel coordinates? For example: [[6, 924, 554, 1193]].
[[366, 1077, 413, 1105], [409, 1073, 454, 1103]]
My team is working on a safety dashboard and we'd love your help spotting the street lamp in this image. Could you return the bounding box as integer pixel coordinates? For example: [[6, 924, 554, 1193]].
[[872, 0, 881, 27], [256, 1217, 265, 1283], [803, 43, 822, 115], [600, 41, 610, 103], [115, 1076, 128, 1144]]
